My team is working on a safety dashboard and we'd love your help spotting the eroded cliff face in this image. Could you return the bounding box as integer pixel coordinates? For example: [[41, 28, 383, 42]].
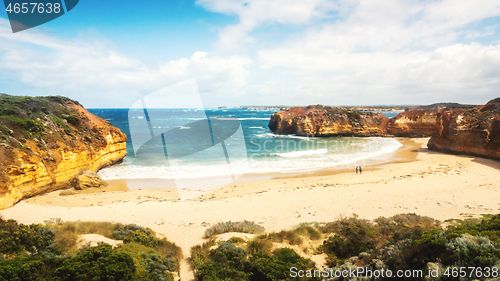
[[268, 105, 389, 137], [428, 98, 500, 160], [268, 104, 480, 138], [386, 109, 442, 137], [0, 95, 127, 209]]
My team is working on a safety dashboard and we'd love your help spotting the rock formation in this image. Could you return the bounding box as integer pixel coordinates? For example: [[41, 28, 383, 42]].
[[428, 98, 500, 160], [385, 109, 442, 137], [73, 171, 108, 190], [268, 105, 389, 137], [269, 104, 478, 138], [268, 100, 500, 160], [0, 95, 127, 209]]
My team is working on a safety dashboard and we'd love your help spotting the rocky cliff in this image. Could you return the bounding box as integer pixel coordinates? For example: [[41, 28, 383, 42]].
[[0, 95, 127, 209], [269, 104, 479, 138], [385, 103, 478, 137], [385, 109, 442, 137], [428, 98, 500, 160], [268, 105, 389, 137]]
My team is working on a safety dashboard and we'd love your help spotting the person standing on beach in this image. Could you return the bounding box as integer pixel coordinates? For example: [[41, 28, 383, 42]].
[[356, 166, 359, 174], [359, 166, 363, 174]]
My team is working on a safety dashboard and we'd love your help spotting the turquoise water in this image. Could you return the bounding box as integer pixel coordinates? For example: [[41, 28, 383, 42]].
[[89, 108, 402, 180]]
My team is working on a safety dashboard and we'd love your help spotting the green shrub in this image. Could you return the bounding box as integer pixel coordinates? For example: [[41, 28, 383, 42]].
[[64, 114, 80, 126], [0, 255, 61, 281], [291, 225, 322, 240], [195, 241, 250, 281], [375, 213, 441, 242], [46, 221, 119, 254], [247, 238, 274, 255], [228, 236, 246, 244], [0, 115, 46, 134], [246, 248, 318, 281], [0, 218, 182, 281], [192, 239, 319, 281], [55, 244, 135, 281], [264, 230, 303, 245], [204, 220, 265, 238], [319, 215, 379, 265], [113, 224, 153, 240], [115, 241, 179, 279], [0, 218, 54, 256], [139, 253, 175, 281], [444, 234, 499, 268]]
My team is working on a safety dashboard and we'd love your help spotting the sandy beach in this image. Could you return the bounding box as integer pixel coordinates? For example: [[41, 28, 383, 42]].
[[1, 138, 499, 280]]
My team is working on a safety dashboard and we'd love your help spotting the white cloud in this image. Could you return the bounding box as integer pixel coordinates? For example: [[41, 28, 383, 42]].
[[197, 0, 338, 51], [0, 19, 252, 107], [250, 0, 500, 105], [1, 0, 500, 107]]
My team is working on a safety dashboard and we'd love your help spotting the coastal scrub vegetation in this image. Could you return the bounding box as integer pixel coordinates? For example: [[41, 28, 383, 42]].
[[0, 94, 109, 159], [0, 94, 78, 140], [192, 223, 325, 280], [316, 214, 500, 280], [203, 220, 266, 238], [0, 217, 181, 280], [192, 214, 500, 281], [191, 239, 318, 281]]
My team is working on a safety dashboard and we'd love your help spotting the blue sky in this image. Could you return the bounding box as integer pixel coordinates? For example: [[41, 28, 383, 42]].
[[37, 1, 234, 61], [1, 0, 500, 108]]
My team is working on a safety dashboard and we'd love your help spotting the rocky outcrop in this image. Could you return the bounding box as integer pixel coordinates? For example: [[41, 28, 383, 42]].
[[268, 105, 389, 137], [386, 109, 442, 137], [73, 171, 108, 190], [0, 95, 127, 209], [428, 98, 500, 160], [269, 103, 479, 138]]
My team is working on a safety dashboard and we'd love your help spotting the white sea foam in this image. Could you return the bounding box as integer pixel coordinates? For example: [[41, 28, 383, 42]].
[[237, 117, 270, 120], [98, 137, 402, 181], [254, 133, 315, 140], [274, 148, 328, 158]]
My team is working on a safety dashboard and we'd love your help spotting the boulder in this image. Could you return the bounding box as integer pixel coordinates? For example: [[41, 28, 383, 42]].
[[74, 171, 108, 190]]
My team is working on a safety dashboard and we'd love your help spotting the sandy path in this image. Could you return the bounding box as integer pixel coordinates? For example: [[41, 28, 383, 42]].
[[1, 138, 499, 280]]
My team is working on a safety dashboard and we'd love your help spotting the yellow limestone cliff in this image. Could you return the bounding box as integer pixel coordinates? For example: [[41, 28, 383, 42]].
[[0, 95, 127, 209]]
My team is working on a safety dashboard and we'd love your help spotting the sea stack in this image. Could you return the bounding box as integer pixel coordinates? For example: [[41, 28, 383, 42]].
[[0, 95, 127, 209], [268, 105, 389, 137]]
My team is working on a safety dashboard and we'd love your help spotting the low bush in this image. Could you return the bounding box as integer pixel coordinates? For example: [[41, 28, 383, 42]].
[[0, 218, 54, 256], [0, 218, 182, 280], [247, 238, 274, 255], [46, 220, 118, 255], [192, 240, 317, 281], [204, 220, 265, 238], [55, 244, 135, 281]]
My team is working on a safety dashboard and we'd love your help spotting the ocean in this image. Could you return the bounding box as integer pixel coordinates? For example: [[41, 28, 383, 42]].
[[89, 108, 402, 185]]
